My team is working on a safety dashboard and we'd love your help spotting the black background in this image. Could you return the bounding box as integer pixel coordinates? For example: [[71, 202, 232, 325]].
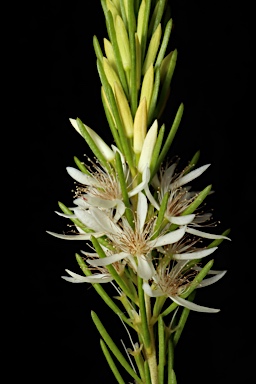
[[17, 0, 253, 382]]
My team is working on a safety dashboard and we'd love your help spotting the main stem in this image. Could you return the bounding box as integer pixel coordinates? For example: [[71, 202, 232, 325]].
[[144, 293, 158, 384]]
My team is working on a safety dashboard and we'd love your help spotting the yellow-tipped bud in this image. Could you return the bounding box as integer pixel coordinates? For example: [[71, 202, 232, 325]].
[[135, 33, 141, 91], [133, 97, 147, 154], [114, 81, 134, 138], [140, 63, 154, 110], [103, 57, 122, 93], [142, 23, 162, 75], [106, 0, 119, 20], [160, 51, 173, 83], [137, 0, 146, 44], [115, 15, 131, 71], [104, 38, 117, 73], [101, 86, 116, 128]]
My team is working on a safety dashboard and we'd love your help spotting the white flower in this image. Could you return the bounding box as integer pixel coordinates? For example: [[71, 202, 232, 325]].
[[66, 151, 150, 221], [143, 259, 225, 313], [86, 192, 187, 280], [61, 269, 113, 283]]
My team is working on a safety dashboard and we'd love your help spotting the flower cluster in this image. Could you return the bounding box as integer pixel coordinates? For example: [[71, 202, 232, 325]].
[[47, 1, 230, 383]]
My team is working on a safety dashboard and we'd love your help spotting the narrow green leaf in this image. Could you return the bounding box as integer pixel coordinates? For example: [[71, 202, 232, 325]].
[[155, 49, 177, 118], [155, 18, 173, 69], [148, 66, 161, 125], [151, 103, 184, 179], [150, 0, 167, 35], [73, 156, 91, 175], [100, 339, 127, 384], [150, 123, 165, 175], [76, 118, 111, 171], [208, 228, 231, 248], [158, 315, 165, 384], [151, 191, 169, 240], [93, 35, 104, 62], [91, 311, 143, 383]]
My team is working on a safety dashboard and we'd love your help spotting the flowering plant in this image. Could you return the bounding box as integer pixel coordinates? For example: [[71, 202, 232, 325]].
[[47, 1, 230, 383]]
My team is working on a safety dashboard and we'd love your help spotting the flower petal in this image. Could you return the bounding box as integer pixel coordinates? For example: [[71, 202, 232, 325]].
[[138, 120, 158, 173], [86, 252, 129, 266], [167, 214, 195, 225], [171, 164, 210, 188], [170, 295, 220, 313], [46, 231, 103, 240], [90, 207, 122, 235], [197, 270, 227, 288], [74, 208, 104, 232], [137, 192, 147, 232], [186, 227, 231, 240], [62, 269, 113, 283], [173, 246, 218, 260], [151, 226, 186, 247], [142, 282, 163, 297], [137, 255, 155, 280], [66, 166, 100, 186]]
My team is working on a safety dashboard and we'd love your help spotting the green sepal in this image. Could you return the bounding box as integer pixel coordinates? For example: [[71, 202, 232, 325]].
[[100, 339, 126, 384], [75, 253, 133, 328], [90, 235, 138, 303], [73, 156, 91, 175], [158, 315, 165, 384], [91, 311, 143, 384]]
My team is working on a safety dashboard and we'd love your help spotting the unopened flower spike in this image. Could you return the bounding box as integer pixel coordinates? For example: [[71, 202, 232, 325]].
[[47, 1, 231, 383]]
